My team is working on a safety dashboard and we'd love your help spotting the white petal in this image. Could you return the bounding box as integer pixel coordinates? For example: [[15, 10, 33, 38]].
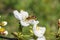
[[20, 21, 30, 27], [4, 31, 8, 35], [33, 27, 46, 37], [39, 27, 46, 35], [29, 20, 39, 25], [13, 10, 23, 20], [20, 10, 29, 20], [28, 19, 35, 24], [37, 36, 46, 40]]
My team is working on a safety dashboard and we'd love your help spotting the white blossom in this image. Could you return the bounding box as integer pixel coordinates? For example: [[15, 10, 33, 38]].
[[33, 27, 46, 37], [31, 20, 46, 40], [13, 10, 30, 26]]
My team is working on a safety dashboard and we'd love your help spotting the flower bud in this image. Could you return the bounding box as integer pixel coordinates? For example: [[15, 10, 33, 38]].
[[2, 21, 7, 26]]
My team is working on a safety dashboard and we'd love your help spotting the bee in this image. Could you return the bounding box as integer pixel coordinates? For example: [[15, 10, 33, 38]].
[[26, 15, 36, 20]]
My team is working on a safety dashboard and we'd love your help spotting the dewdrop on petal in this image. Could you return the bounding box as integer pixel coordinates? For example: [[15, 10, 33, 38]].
[[2, 21, 7, 26]]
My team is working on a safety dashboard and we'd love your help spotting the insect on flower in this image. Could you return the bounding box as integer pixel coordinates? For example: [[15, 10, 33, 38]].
[[26, 16, 36, 20]]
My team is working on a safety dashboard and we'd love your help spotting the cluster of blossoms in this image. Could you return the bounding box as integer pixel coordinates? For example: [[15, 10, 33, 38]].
[[0, 17, 8, 36], [13, 10, 46, 40]]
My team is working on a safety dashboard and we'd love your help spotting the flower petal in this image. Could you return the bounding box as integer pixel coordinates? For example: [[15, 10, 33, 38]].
[[13, 10, 23, 20], [20, 21, 30, 27]]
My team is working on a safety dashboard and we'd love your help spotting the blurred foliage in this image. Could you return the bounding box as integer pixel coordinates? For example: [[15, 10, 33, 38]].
[[0, 0, 60, 40]]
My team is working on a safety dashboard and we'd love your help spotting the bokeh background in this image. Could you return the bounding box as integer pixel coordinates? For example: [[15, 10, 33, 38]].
[[0, 0, 60, 40]]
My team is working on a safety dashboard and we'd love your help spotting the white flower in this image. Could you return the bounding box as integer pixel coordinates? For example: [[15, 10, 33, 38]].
[[34, 27, 46, 37], [13, 10, 30, 27], [2, 21, 7, 26], [4, 30, 8, 35], [32, 20, 46, 37], [37, 36, 46, 40]]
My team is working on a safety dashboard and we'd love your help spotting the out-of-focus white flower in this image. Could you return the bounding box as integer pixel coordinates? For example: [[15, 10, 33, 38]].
[[2, 21, 7, 26], [4, 30, 8, 36], [37, 36, 46, 40], [31, 20, 46, 40], [31, 20, 46, 37]]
